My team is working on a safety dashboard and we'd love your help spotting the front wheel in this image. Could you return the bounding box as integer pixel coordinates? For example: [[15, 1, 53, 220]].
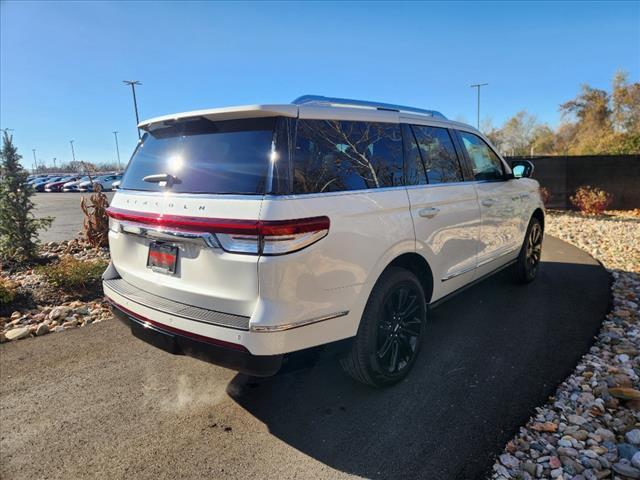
[[513, 217, 543, 283], [340, 267, 427, 388]]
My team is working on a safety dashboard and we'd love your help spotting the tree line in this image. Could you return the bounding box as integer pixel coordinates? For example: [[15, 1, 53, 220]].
[[483, 71, 639, 156], [32, 160, 122, 174]]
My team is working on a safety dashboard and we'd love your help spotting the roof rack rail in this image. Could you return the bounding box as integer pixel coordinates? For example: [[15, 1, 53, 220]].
[[292, 95, 447, 119]]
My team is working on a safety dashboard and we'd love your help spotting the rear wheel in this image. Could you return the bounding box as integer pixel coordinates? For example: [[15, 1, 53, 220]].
[[340, 267, 427, 388], [513, 217, 543, 283]]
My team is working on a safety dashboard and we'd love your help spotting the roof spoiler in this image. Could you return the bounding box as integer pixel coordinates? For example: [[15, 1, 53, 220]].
[[292, 95, 447, 119]]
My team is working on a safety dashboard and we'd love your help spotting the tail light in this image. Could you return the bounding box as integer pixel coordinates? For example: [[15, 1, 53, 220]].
[[106, 207, 329, 256]]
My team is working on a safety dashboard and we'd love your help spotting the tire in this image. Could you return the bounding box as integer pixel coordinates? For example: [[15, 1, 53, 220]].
[[340, 267, 427, 388], [513, 217, 544, 284]]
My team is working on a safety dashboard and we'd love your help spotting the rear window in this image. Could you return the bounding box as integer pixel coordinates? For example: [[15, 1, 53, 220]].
[[293, 120, 403, 194], [120, 117, 277, 194]]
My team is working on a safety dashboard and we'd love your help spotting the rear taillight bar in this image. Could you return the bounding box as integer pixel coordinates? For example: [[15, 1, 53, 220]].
[[106, 207, 330, 255]]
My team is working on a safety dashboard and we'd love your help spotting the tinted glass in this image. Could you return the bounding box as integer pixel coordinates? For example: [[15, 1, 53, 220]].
[[412, 126, 462, 184], [120, 117, 276, 194], [403, 124, 427, 185], [458, 131, 504, 181], [293, 120, 403, 193]]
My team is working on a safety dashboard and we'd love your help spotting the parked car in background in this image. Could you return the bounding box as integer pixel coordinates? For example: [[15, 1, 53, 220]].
[[34, 176, 63, 191], [111, 179, 121, 190], [28, 175, 52, 186], [62, 176, 90, 192], [104, 95, 544, 387], [78, 174, 122, 192], [45, 176, 80, 192]]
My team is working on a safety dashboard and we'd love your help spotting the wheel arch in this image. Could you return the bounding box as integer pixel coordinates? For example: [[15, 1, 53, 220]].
[[385, 252, 434, 303], [532, 208, 545, 231]]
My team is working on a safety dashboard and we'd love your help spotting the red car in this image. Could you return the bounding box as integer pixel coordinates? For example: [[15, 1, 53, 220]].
[[44, 176, 79, 192]]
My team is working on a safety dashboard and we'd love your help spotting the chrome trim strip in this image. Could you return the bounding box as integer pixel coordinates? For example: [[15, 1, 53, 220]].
[[476, 247, 520, 268], [250, 311, 349, 332], [442, 247, 521, 282], [117, 221, 220, 248], [441, 265, 476, 282]]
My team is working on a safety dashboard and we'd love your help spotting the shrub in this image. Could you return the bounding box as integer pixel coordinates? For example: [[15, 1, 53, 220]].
[[80, 184, 110, 248], [570, 185, 613, 215], [37, 256, 108, 291], [0, 277, 17, 305], [0, 132, 53, 264], [539, 187, 552, 207]]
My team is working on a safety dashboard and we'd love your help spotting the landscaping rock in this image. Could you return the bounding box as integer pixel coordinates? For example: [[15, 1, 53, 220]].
[[627, 430, 640, 445], [5, 326, 30, 341], [48, 306, 71, 321], [35, 323, 49, 336]]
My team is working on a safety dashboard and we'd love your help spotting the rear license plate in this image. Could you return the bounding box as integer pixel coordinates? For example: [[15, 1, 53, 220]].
[[147, 242, 178, 274]]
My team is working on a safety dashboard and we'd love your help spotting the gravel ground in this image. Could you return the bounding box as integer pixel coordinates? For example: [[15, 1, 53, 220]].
[[491, 212, 640, 480]]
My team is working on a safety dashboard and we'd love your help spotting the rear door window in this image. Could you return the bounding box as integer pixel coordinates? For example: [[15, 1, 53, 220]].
[[293, 120, 404, 194], [458, 131, 505, 181], [411, 125, 463, 184], [120, 117, 277, 194]]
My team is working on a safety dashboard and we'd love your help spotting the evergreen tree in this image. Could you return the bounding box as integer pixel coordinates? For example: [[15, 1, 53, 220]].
[[0, 132, 52, 264]]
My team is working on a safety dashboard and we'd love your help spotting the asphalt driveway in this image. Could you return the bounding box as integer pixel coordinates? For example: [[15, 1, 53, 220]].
[[0, 236, 610, 480], [32, 192, 115, 243]]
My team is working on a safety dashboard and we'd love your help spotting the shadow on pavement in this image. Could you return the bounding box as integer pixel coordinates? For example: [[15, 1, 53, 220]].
[[228, 237, 611, 480]]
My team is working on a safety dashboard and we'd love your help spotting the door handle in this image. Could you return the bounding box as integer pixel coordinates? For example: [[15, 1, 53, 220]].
[[418, 207, 440, 218], [481, 198, 496, 207], [511, 195, 521, 201]]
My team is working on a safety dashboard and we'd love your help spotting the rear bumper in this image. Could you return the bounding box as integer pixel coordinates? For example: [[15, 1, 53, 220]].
[[110, 300, 284, 376]]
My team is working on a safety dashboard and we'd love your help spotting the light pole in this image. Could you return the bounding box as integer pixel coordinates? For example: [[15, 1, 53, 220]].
[[470, 83, 488, 129], [113, 131, 122, 171], [32, 149, 38, 172], [123, 80, 142, 139], [53, 157, 57, 170], [70, 140, 76, 163]]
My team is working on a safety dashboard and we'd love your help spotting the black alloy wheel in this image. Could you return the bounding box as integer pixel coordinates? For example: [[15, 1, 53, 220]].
[[376, 285, 423, 374], [340, 267, 427, 387], [514, 217, 544, 283]]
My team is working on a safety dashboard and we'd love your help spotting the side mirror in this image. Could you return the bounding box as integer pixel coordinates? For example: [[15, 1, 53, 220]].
[[510, 160, 534, 178]]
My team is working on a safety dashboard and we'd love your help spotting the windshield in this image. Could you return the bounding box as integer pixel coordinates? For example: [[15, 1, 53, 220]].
[[120, 117, 277, 194]]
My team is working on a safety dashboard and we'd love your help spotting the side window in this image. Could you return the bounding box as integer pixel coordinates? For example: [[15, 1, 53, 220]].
[[412, 125, 463, 184], [458, 131, 505, 181], [402, 124, 427, 185], [293, 120, 404, 194]]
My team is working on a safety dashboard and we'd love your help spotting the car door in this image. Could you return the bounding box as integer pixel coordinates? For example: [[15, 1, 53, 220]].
[[455, 130, 522, 270], [403, 123, 481, 301]]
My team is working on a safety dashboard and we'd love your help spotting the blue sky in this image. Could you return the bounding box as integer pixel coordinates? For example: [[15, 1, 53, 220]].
[[1, 1, 639, 170]]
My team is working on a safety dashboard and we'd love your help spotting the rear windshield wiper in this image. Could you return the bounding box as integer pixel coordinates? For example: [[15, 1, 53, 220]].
[[143, 173, 181, 188]]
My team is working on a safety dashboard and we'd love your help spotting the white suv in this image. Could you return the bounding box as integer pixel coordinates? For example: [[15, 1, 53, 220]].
[[104, 95, 544, 387]]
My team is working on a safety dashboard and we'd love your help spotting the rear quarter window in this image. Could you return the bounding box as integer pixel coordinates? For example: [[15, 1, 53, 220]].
[[293, 120, 404, 194]]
